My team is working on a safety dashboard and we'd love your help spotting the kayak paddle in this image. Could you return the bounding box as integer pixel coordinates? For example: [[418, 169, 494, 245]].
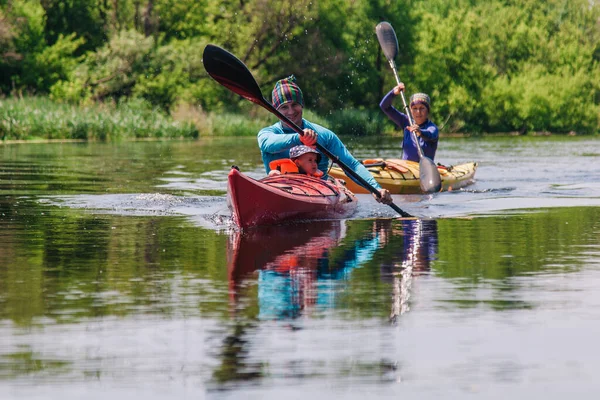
[[376, 21, 442, 194], [202, 44, 412, 218]]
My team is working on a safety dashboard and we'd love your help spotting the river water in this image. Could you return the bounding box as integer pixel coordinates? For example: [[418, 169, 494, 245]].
[[1, 136, 599, 399]]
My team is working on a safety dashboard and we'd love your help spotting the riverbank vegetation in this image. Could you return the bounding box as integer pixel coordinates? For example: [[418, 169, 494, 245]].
[[1, 0, 599, 140], [0, 97, 387, 140], [0, 96, 198, 140]]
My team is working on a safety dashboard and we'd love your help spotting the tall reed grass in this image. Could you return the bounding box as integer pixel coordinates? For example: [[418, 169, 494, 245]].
[[0, 97, 199, 141]]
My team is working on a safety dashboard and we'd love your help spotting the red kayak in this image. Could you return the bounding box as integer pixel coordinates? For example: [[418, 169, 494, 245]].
[[227, 167, 357, 229]]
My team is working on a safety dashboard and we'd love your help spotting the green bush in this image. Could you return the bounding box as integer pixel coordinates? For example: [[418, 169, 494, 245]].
[[481, 65, 600, 134], [50, 30, 154, 104], [133, 38, 207, 111]]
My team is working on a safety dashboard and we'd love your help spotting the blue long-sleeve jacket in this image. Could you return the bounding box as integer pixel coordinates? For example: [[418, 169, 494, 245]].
[[257, 119, 382, 190], [379, 89, 439, 162]]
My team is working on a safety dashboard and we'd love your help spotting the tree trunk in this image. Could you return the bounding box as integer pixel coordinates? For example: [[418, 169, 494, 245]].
[[143, 0, 154, 37]]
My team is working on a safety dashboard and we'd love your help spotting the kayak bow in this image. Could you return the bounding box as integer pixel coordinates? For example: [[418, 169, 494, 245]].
[[227, 168, 358, 229]]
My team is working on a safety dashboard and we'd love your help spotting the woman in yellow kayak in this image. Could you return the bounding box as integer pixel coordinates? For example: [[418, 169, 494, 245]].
[[258, 75, 392, 205], [380, 83, 439, 162]]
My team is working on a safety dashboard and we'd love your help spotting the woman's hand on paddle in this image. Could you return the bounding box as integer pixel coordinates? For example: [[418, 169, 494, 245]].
[[393, 83, 405, 96], [373, 188, 393, 205], [408, 124, 421, 137], [299, 129, 318, 146]]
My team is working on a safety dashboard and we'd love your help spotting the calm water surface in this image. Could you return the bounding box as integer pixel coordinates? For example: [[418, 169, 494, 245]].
[[1, 136, 600, 399]]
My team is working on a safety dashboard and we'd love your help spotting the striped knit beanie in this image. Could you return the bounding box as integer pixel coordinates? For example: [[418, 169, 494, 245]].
[[272, 75, 304, 110], [410, 93, 431, 110]]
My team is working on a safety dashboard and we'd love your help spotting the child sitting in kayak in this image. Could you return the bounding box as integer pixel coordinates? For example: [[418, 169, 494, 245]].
[[268, 145, 324, 178], [269, 145, 354, 204]]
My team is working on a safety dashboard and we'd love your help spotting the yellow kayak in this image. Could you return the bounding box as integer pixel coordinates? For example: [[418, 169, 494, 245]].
[[329, 159, 477, 194]]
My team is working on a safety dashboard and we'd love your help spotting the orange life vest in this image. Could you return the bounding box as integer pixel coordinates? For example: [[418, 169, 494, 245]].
[[269, 159, 324, 178]]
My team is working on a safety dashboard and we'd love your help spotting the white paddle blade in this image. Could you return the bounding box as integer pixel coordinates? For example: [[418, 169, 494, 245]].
[[376, 22, 399, 62], [419, 157, 442, 193]]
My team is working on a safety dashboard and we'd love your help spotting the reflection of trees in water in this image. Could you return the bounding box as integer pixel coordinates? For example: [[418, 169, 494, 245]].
[[211, 321, 265, 385]]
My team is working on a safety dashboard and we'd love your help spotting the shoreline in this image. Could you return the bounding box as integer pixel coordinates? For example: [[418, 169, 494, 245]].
[[2, 131, 596, 145], [0, 137, 198, 145]]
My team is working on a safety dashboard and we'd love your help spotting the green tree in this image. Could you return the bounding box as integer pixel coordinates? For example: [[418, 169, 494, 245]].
[[41, 0, 107, 52], [51, 29, 153, 102], [409, 0, 600, 133]]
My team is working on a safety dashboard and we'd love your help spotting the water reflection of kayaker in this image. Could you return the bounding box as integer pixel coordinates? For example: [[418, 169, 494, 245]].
[[227, 219, 438, 321], [387, 219, 439, 322], [380, 83, 439, 162], [387, 218, 438, 273], [257, 75, 392, 205], [228, 221, 346, 320]]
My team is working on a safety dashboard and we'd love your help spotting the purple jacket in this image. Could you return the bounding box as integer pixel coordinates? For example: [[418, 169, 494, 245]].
[[380, 89, 438, 162]]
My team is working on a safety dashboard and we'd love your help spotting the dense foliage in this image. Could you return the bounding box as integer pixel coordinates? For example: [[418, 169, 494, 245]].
[[1, 0, 599, 134]]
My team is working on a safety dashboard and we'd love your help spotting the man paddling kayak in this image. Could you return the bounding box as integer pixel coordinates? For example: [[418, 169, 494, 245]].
[[380, 83, 439, 162], [258, 75, 393, 205]]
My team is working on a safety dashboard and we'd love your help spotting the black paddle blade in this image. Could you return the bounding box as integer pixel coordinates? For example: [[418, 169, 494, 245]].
[[375, 22, 399, 62], [202, 44, 267, 107]]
